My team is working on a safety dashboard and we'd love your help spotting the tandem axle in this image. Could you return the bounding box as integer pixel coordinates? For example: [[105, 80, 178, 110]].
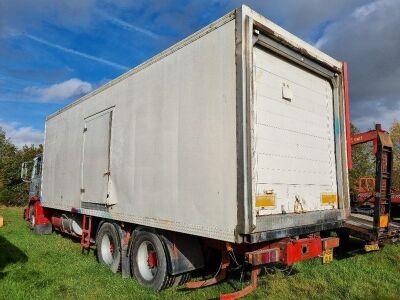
[[24, 197, 338, 299]]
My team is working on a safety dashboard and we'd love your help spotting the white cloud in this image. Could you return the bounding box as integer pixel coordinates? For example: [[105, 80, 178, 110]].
[[0, 121, 43, 147], [352, 2, 379, 19], [354, 105, 400, 131], [25, 78, 93, 102], [314, 36, 328, 49]]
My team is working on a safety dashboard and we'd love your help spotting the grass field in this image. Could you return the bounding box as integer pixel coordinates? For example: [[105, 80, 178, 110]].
[[1, 206, 400, 300]]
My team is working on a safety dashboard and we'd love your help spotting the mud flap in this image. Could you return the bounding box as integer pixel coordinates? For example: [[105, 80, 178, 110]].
[[159, 231, 204, 276], [114, 224, 131, 278], [120, 229, 132, 278]]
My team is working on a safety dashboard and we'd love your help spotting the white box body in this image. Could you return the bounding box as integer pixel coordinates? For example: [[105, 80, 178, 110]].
[[41, 6, 350, 243]]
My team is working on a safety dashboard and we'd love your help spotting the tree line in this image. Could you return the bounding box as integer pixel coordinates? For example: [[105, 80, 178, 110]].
[[0, 122, 400, 206], [0, 127, 42, 206]]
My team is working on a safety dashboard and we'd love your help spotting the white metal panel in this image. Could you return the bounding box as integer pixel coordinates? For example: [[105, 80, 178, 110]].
[[39, 6, 349, 242], [41, 19, 238, 242], [81, 110, 112, 204], [253, 47, 337, 215]]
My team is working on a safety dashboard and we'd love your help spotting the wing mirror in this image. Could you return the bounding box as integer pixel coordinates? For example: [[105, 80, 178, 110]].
[[21, 161, 32, 183]]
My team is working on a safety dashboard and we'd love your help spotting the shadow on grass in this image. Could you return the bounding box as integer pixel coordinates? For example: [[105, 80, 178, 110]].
[[177, 237, 373, 297], [223, 265, 298, 293], [0, 234, 28, 278], [335, 237, 366, 260], [179, 262, 298, 298]]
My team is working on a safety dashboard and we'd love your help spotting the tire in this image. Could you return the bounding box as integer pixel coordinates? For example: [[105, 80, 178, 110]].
[[96, 223, 121, 273], [131, 231, 174, 291], [29, 205, 36, 229]]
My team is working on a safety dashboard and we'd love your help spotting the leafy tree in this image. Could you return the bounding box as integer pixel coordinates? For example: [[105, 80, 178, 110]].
[[348, 121, 400, 194], [348, 123, 375, 193], [0, 127, 42, 206], [0, 127, 17, 189], [389, 121, 400, 190]]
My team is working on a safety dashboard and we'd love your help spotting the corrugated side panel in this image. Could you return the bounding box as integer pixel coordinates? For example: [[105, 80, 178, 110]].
[[253, 46, 338, 215]]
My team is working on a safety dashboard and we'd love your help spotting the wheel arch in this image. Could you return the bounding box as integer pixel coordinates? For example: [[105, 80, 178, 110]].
[[133, 228, 205, 276]]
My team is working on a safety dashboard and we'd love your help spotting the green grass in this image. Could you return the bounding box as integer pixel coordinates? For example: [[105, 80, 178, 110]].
[[1, 206, 400, 300]]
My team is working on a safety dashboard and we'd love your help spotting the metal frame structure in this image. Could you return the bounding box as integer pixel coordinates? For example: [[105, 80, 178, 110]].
[[345, 124, 400, 242]]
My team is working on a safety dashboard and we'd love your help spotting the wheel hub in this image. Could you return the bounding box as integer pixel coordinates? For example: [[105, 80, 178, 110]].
[[147, 251, 157, 268], [101, 233, 115, 265], [137, 240, 158, 281]]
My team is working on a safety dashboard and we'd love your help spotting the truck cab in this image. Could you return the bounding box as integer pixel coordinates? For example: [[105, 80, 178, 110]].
[[21, 155, 44, 229], [21, 155, 43, 199]]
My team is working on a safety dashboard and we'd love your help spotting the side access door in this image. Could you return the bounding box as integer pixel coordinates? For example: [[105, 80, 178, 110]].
[[81, 108, 114, 206]]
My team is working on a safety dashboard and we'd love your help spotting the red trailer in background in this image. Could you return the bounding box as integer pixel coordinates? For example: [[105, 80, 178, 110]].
[[342, 61, 400, 247], [353, 177, 400, 212], [344, 124, 400, 248]]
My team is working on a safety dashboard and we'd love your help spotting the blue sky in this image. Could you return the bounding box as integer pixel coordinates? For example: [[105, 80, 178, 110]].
[[0, 0, 399, 147]]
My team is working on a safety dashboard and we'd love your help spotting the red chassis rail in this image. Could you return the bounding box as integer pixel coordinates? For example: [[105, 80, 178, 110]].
[[188, 235, 339, 299]]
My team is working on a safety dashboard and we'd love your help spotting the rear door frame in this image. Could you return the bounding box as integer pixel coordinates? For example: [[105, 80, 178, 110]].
[[235, 9, 349, 239]]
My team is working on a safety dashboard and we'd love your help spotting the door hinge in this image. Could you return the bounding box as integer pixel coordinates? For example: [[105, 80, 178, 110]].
[[80, 188, 85, 193], [103, 171, 111, 176], [83, 127, 87, 132]]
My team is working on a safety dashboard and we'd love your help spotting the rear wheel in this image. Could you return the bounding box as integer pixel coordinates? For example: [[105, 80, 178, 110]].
[[96, 223, 121, 273], [131, 231, 174, 291]]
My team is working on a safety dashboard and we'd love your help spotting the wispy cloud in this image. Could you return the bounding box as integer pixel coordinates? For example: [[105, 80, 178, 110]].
[[25, 78, 93, 102], [96, 10, 160, 39], [25, 34, 130, 71], [0, 120, 43, 147]]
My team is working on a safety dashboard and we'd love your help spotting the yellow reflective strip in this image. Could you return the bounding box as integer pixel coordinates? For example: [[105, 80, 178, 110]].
[[321, 194, 337, 204], [256, 194, 276, 207], [380, 215, 389, 228]]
